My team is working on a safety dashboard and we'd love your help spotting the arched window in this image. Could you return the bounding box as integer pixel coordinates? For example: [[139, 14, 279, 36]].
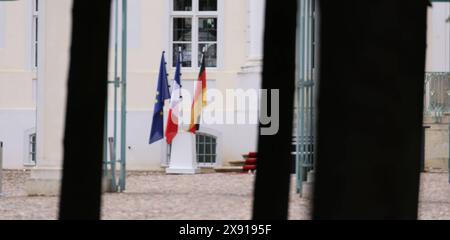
[[196, 133, 217, 167]]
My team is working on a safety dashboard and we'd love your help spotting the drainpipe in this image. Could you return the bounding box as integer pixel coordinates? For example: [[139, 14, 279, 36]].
[[119, 0, 127, 192]]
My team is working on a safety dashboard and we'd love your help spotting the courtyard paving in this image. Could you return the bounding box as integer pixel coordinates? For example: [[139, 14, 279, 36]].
[[0, 170, 448, 220]]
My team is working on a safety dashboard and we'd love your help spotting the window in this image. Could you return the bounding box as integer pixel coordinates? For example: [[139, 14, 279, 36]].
[[28, 133, 37, 166], [174, 0, 192, 11], [196, 133, 217, 167], [199, 0, 217, 11], [32, 0, 39, 70], [164, 133, 217, 167], [171, 0, 219, 68]]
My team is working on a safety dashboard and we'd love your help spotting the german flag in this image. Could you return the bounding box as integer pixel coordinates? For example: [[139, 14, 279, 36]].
[[189, 53, 207, 133]]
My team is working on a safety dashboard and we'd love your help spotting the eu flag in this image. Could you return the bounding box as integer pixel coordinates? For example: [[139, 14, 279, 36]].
[[149, 52, 171, 144]]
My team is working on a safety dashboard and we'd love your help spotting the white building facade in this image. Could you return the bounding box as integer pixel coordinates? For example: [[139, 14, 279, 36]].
[[0, 0, 264, 175]]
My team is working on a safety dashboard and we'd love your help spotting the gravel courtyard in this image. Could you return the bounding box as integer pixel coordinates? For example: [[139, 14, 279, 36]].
[[0, 170, 449, 220]]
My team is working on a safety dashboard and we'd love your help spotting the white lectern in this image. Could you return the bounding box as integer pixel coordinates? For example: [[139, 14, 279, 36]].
[[166, 130, 200, 174]]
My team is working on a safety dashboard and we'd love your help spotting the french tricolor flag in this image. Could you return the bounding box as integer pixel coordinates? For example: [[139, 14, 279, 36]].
[[165, 51, 183, 144]]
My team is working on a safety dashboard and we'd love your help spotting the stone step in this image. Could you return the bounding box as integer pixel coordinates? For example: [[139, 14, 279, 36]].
[[228, 160, 246, 166], [200, 168, 216, 174], [214, 166, 243, 173]]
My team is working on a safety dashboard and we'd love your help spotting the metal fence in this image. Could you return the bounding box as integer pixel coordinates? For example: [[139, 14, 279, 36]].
[[424, 72, 450, 122], [293, 0, 317, 195]]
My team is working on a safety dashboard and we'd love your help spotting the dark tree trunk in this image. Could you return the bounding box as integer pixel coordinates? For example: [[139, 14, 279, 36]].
[[59, 0, 111, 220], [252, 0, 298, 220], [313, 0, 427, 219]]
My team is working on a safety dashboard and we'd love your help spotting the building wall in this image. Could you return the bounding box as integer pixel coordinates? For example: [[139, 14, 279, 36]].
[[2, 1, 447, 171], [0, 0, 37, 169], [1, 0, 258, 170], [426, 3, 450, 72], [34, 0, 72, 169], [107, 0, 255, 170]]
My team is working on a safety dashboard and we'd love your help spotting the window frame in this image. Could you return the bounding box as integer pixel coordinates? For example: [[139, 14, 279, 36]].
[[31, 0, 39, 71], [195, 132, 217, 167], [29, 133, 37, 164], [169, 0, 223, 71], [25, 133, 37, 166]]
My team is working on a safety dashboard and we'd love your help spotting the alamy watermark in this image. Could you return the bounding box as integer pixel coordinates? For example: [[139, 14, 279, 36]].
[[168, 88, 279, 136]]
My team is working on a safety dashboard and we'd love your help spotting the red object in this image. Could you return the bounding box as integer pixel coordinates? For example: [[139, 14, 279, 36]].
[[242, 152, 257, 172], [245, 158, 257, 165], [243, 165, 257, 171], [165, 109, 178, 144]]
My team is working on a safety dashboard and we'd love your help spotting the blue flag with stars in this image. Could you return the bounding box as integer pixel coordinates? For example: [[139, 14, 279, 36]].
[[149, 52, 171, 144]]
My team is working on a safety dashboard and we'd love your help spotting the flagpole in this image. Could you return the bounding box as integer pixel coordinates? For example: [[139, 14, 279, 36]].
[[201, 47, 205, 129], [178, 47, 184, 131], [164, 51, 169, 86], [163, 50, 170, 166], [199, 47, 207, 129], [163, 51, 169, 104], [165, 46, 200, 175]]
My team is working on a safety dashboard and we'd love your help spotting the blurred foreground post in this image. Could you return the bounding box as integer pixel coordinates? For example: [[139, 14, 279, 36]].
[[59, 0, 112, 220], [252, 0, 298, 220], [313, 0, 427, 219]]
